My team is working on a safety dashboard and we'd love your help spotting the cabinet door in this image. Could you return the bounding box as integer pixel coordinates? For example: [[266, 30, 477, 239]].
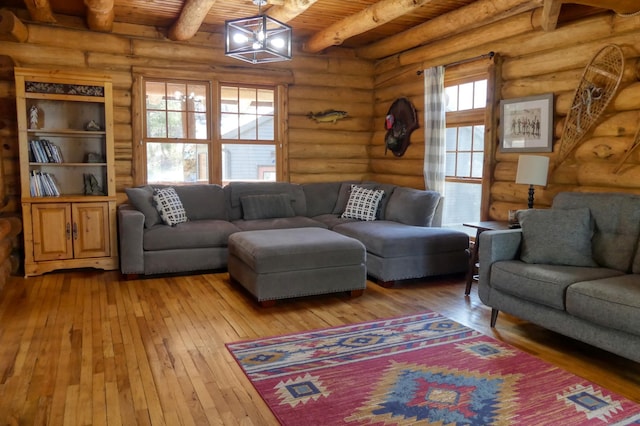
[[32, 203, 73, 261], [72, 202, 110, 259]]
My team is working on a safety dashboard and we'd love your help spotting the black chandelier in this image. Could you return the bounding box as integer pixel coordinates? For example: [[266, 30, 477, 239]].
[[225, 0, 292, 64]]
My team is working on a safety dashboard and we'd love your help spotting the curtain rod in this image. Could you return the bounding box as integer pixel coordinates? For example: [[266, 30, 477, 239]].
[[416, 51, 495, 75]]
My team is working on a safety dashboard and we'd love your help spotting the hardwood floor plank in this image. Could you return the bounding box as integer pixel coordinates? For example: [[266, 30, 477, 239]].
[[0, 269, 638, 425]]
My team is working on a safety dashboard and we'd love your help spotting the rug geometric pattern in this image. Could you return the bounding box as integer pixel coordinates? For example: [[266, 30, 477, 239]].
[[227, 312, 640, 425]]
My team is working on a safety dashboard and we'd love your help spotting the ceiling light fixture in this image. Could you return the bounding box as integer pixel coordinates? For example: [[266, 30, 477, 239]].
[[225, 0, 292, 64]]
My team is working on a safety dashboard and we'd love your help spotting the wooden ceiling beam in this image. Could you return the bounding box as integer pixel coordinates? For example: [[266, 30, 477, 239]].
[[303, 0, 435, 53], [168, 0, 217, 41], [357, 0, 544, 60], [564, 0, 639, 15], [0, 9, 28, 42], [541, 0, 563, 31], [84, 0, 115, 32], [267, 0, 319, 23], [22, 0, 56, 23]]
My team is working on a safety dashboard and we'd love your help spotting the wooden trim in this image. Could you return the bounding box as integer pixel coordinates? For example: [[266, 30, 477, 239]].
[[481, 54, 501, 221]]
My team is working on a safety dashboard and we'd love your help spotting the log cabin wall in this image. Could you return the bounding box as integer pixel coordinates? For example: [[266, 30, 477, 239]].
[[371, 9, 640, 221], [0, 9, 375, 208]]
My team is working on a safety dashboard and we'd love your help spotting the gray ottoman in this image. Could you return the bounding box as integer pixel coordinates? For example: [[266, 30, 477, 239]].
[[228, 228, 366, 306]]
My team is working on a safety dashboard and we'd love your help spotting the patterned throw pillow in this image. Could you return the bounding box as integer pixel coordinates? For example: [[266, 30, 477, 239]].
[[153, 187, 187, 226], [341, 185, 384, 221]]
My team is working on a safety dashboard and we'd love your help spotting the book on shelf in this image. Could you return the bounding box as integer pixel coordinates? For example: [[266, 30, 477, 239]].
[[29, 171, 60, 197], [29, 139, 63, 163]]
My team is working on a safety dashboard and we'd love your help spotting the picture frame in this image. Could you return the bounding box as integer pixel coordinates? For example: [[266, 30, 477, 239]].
[[500, 93, 554, 152]]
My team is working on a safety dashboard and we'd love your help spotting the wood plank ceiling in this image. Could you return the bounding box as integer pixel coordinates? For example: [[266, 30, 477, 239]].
[[3, 0, 636, 59]]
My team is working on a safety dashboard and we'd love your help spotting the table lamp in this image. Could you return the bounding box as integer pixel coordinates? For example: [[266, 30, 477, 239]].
[[516, 155, 549, 208]]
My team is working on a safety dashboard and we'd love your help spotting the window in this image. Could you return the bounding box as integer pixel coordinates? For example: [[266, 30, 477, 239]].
[[143, 80, 210, 184], [442, 75, 488, 226], [136, 74, 284, 186], [220, 85, 277, 184]]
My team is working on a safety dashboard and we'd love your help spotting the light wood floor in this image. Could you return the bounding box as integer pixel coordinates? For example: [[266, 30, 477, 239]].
[[0, 270, 638, 425]]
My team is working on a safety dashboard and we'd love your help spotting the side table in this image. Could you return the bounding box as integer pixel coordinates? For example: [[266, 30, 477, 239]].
[[463, 221, 510, 295]]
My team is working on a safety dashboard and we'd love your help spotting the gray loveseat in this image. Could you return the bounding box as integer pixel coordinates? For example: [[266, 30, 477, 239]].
[[478, 191, 640, 363], [118, 181, 470, 283]]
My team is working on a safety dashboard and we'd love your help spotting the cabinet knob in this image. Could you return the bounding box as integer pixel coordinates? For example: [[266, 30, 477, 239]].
[[72, 222, 78, 240], [66, 223, 71, 240]]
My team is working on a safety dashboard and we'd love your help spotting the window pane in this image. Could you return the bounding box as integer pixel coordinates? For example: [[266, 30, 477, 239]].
[[446, 127, 457, 150], [187, 84, 207, 112], [239, 88, 257, 114], [471, 152, 484, 178], [146, 111, 166, 138], [457, 152, 471, 176], [474, 80, 487, 108], [257, 89, 274, 114], [146, 81, 166, 110], [445, 153, 456, 176], [221, 86, 239, 113], [473, 125, 485, 150], [222, 144, 275, 182], [190, 112, 208, 140], [221, 113, 239, 139], [442, 181, 481, 226], [445, 86, 458, 112], [458, 126, 472, 151], [458, 82, 474, 110], [239, 114, 257, 140], [257, 115, 274, 140], [167, 111, 185, 138], [147, 142, 208, 183]]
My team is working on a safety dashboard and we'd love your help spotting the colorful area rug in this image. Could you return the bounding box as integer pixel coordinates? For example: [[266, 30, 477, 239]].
[[227, 311, 640, 425]]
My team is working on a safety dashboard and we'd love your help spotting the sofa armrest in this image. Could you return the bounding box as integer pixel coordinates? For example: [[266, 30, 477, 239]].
[[118, 204, 145, 274], [478, 229, 522, 302]]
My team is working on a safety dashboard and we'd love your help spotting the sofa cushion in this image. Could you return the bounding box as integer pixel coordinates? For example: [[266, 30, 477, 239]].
[[240, 193, 296, 220], [517, 207, 597, 267], [385, 187, 441, 227], [302, 182, 343, 217], [553, 192, 640, 272], [490, 260, 624, 310], [341, 185, 384, 221], [125, 186, 162, 228], [143, 220, 239, 250], [153, 187, 187, 226], [232, 216, 328, 231], [333, 221, 468, 258], [332, 181, 395, 220], [225, 182, 307, 220], [173, 184, 227, 220], [311, 214, 359, 229], [566, 274, 640, 336]]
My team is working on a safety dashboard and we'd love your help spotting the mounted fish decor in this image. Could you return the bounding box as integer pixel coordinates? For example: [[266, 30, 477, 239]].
[[308, 109, 348, 123], [384, 97, 419, 157]]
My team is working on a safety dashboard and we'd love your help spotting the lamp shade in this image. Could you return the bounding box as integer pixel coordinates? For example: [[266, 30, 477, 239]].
[[225, 14, 292, 64], [516, 155, 549, 186]]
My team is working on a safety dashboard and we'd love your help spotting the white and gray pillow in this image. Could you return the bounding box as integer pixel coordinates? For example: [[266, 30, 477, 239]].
[[341, 185, 384, 221], [153, 187, 187, 226]]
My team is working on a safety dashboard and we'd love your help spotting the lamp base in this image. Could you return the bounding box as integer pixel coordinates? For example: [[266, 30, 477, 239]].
[[528, 184, 535, 209]]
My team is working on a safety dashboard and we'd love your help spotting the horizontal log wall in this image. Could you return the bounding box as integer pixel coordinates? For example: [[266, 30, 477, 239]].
[[0, 10, 375, 207], [372, 9, 640, 220]]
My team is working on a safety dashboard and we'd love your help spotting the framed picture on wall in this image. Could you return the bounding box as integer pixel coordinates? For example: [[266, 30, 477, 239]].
[[500, 93, 554, 152]]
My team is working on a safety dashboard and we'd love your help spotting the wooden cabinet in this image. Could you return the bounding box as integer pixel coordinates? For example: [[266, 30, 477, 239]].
[[15, 68, 118, 276]]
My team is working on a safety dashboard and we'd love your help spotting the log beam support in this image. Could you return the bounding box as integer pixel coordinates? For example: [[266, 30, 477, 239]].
[[267, 0, 320, 23], [542, 0, 563, 31], [168, 0, 217, 41], [0, 9, 28, 42], [84, 0, 115, 32], [22, 0, 56, 23], [304, 0, 435, 53], [356, 0, 544, 60]]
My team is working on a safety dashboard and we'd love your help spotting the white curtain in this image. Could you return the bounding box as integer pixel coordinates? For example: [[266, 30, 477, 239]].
[[423, 66, 446, 195]]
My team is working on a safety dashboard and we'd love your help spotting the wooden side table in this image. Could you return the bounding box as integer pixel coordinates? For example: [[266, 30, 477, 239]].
[[463, 221, 510, 295]]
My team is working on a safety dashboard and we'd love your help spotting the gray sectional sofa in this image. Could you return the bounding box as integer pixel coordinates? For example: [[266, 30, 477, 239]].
[[478, 191, 640, 363], [118, 181, 470, 283]]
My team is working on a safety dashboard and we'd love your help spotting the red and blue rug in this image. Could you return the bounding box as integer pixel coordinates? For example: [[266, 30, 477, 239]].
[[226, 311, 640, 425]]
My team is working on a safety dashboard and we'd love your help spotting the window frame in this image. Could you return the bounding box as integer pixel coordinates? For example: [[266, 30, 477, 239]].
[[132, 68, 288, 186]]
